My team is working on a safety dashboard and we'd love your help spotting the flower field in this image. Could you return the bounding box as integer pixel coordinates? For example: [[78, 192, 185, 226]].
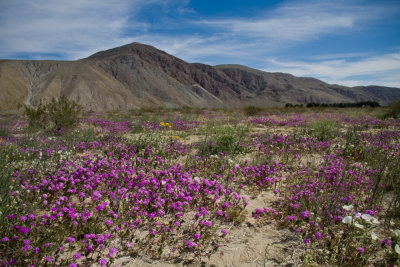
[[0, 107, 399, 266]]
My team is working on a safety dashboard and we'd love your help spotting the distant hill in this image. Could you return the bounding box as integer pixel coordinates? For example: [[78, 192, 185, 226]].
[[1, 42, 399, 111]]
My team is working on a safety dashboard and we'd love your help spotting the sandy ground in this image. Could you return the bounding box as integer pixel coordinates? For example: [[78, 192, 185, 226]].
[[113, 191, 301, 267]]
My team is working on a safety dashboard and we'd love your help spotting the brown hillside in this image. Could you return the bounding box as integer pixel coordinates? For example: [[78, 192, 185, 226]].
[[1, 42, 399, 112]]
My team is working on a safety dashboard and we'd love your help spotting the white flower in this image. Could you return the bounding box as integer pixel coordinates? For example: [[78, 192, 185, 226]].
[[193, 176, 200, 182], [395, 244, 400, 255], [361, 213, 373, 222], [371, 217, 379, 225], [392, 229, 400, 237], [342, 205, 354, 211], [354, 222, 364, 229], [370, 231, 378, 240], [342, 216, 352, 224], [361, 214, 379, 225]]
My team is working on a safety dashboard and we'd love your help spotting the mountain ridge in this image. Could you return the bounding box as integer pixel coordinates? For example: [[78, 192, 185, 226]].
[[0, 42, 399, 111]]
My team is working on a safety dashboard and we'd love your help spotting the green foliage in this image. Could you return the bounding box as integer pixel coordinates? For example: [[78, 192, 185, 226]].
[[285, 103, 304, 108], [61, 128, 97, 144], [107, 111, 131, 122], [0, 125, 10, 137], [308, 119, 338, 141], [306, 101, 380, 108], [24, 96, 81, 133], [341, 125, 364, 157], [0, 144, 27, 232], [198, 124, 250, 156], [242, 105, 264, 116], [384, 100, 400, 119], [130, 125, 144, 134], [23, 101, 47, 129]]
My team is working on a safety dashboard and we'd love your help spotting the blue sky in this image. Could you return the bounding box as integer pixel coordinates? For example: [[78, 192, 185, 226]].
[[0, 0, 399, 87]]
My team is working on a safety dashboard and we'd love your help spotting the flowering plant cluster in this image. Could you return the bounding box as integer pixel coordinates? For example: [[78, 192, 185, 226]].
[[0, 108, 399, 266]]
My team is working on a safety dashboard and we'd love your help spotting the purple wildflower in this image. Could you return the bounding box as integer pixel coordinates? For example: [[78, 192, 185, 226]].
[[313, 232, 323, 240], [286, 215, 298, 221], [363, 210, 375, 216], [300, 210, 310, 219], [186, 241, 194, 248], [357, 247, 365, 253], [66, 237, 75, 243], [18, 227, 30, 234], [98, 258, 107, 266]]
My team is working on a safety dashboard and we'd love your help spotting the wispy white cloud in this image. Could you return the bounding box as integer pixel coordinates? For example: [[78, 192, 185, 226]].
[[133, 34, 258, 64], [133, 0, 398, 65], [0, 0, 172, 59], [196, 0, 375, 42], [263, 52, 400, 87]]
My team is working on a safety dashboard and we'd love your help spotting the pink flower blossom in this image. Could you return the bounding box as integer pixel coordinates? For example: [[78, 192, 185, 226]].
[[66, 237, 75, 243], [98, 258, 107, 266], [357, 247, 365, 253]]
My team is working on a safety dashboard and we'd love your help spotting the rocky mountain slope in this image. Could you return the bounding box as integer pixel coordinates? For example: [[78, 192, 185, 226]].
[[1, 42, 399, 111]]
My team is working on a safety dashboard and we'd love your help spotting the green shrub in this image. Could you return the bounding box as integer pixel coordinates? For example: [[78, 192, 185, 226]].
[[384, 100, 400, 119], [242, 105, 263, 116], [23, 101, 47, 129], [198, 124, 250, 156], [24, 96, 81, 133], [130, 125, 143, 134], [0, 125, 10, 137], [61, 128, 97, 144], [308, 119, 338, 141]]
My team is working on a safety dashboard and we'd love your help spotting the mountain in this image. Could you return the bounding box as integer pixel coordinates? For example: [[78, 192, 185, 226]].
[[1, 42, 399, 112]]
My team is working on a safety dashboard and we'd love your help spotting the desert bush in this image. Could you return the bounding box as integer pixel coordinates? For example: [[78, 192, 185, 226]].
[[198, 124, 250, 156], [0, 125, 10, 137], [242, 105, 263, 116], [24, 96, 81, 133], [308, 119, 338, 141], [384, 100, 400, 119], [23, 101, 47, 129]]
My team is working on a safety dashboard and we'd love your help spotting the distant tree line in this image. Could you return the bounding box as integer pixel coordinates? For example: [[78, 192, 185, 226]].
[[285, 101, 380, 108], [284, 103, 304, 108]]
